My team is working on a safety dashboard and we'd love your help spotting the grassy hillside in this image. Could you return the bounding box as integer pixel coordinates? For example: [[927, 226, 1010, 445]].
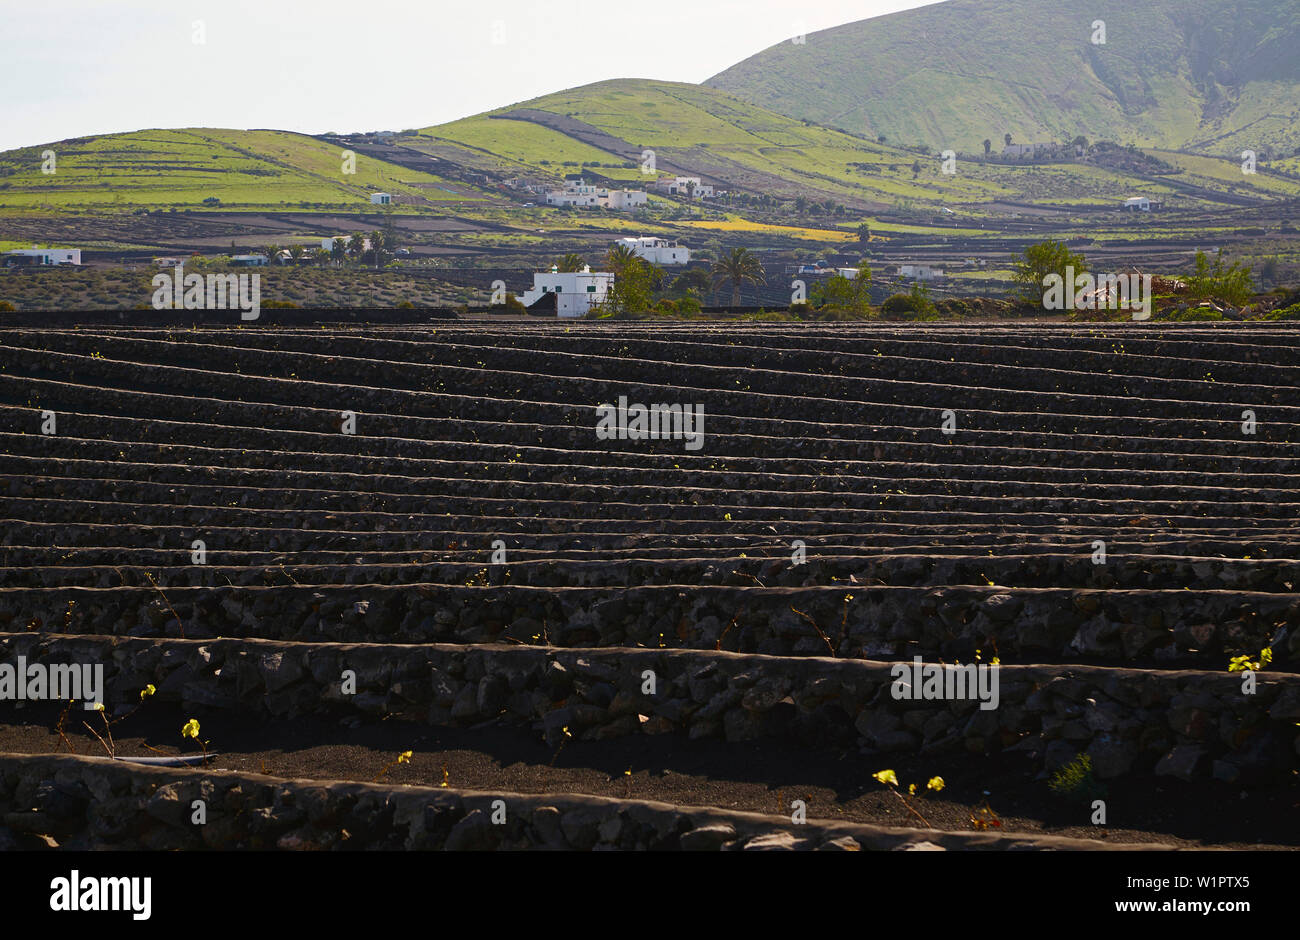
[[415, 78, 1300, 213], [0, 128, 486, 211], [416, 79, 1037, 211], [706, 0, 1300, 157]]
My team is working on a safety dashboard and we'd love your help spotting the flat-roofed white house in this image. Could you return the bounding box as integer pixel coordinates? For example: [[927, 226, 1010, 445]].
[[3, 246, 81, 266], [545, 177, 648, 210], [616, 236, 691, 265], [899, 264, 944, 281], [604, 189, 648, 210], [1002, 142, 1055, 159], [519, 265, 613, 318], [1123, 196, 1151, 212], [370, 192, 392, 205], [654, 176, 715, 199]]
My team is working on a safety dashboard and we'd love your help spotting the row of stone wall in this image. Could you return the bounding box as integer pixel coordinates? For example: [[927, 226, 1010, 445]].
[[0, 753, 1161, 851], [2, 634, 1296, 782]]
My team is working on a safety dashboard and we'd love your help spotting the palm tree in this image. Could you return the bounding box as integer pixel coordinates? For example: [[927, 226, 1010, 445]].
[[711, 247, 766, 307], [288, 245, 306, 267], [263, 244, 280, 266], [605, 243, 639, 276], [369, 230, 386, 269], [556, 253, 586, 273], [983, 138, 992, 157], [331, 238, 348, 267], [1004, 133, 1013, 148]]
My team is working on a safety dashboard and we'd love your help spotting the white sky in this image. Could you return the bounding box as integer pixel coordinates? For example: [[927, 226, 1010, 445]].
[[0, 0, 943, 152]]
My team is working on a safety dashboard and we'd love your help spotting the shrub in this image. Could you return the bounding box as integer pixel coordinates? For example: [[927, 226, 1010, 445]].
[[1260, 303, 1300, 320], [1185, 249, 1252, 305], [675, 294, 702, 315], [262, 300, 299, 309], [880, 293, 916, 316], [0, 301, 14, 312], [1158, 306, 1224, 321], [1048, 753, 1106, 804]]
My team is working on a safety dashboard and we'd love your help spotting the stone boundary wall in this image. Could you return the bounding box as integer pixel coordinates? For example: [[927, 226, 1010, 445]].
[[0, 752, 1168, 851], [2, 634, 1296, 783], [4, 581, 1295, 664]]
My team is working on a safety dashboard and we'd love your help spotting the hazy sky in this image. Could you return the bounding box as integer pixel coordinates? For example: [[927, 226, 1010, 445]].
[[0, 0, 943, 152]]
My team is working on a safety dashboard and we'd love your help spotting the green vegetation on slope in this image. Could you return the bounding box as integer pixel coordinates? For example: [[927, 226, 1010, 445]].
[[706, 0, 1300, 158], [0, 128, 485, 210]]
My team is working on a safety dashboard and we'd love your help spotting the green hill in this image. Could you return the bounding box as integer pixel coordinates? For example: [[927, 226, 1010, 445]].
[[706, 0, 1300, 157], [413, 77, 1300, 212], [0, 128, 484, 211]]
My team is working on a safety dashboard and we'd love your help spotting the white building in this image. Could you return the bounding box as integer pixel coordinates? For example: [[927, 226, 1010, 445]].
[[370, 193, 392, 205], [519, 265, 613, 318], [1123, 196, 1151, 212], [545, 177, 648, 211], [899, 264, 944, 281], [1002, 143, 1055, 159], [654, 176, 715, 199], [3, 246, 81, 266], [616, 236, 691, 265], [604, 189, 648, 210]]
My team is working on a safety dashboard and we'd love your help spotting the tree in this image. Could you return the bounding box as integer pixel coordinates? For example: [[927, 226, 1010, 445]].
[[671, 266, 712, 297], [1073, 135, 1088, 153], [1185, 249, 1252, 304], [1012, 238, 1089, 306], [983, 139, 992, 157], [288, 245, 306, 266], [263, 244, 280, 266], [369, 230, 386, 269], [593, 256, 655, 316], [556, 253, 586, 273], [857, 222, 872, 246], [1004, 133, 1013, 147], [605, 243, 639, 276], [711, 247, 767, 307], [330, 239, 348, 267], [813, 260, 872, 314], [347, 234, 367, 265]]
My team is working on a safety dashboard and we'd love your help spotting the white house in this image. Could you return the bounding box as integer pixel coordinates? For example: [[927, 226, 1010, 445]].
[[1002, 143, 1055, 159], [370, 193, 392, 205], [616, 236, 691, 265], [4, 246, 81, 266], [545, 177, 648, 210], [1123, 196, 1151, 212], [604, 189, 648, 210], [654, 176, 715, 199], [899, 264, 944, 281], [230, 255, 269, 267], [519, 265, 613, 318]]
